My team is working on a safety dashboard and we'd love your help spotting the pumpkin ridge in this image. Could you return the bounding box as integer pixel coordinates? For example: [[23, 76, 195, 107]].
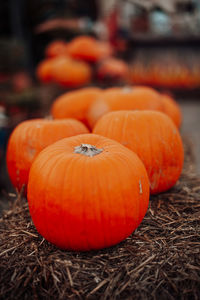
[[77, 155, 90, 250], [15, 124, 25, 188], [122, 112, 130, 147], [159, 117, 169, 190], [53, 154, 81, 248], [104, 156, 120, 246], [147, 115, 157, 190], [149, 117, 160, 191], [109, 155, 129, 235], [87, 157, 105, 249], [113, 152, 142, 229], [53, 154, 75, 249], [59, 155, 74, 250], [67, 153, 92, 250], [32, 154, 62, 243]]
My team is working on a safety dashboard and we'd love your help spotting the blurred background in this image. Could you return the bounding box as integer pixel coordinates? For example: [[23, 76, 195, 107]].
[[0, 0, 200, 195]]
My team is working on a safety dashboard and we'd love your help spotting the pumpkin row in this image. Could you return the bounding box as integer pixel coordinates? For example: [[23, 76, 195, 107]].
[[6, 86, 183, 251], [51, 86, 182, 129]]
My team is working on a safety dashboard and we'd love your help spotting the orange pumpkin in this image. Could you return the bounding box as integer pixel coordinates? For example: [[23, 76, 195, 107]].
[[6, 118, 89, 192], [27, 133, 149, 251], [52, 56, 92, 87], [45, 40, 67, 58], [36, 56, 69, 83], [87, 86, 164, 128], [36, 56, 92, 87], [36, 58, 54, 83], [51, 87, 102, 129], [66, 35, 113, 63], [96, 57, 130, 83], [93, 110, 184, 194], [161, 94, 182, 128]]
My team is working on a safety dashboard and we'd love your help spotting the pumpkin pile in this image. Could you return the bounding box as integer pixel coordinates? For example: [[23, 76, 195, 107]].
[[36, 36, 130, 87], [130, 59, 200, 89], [65, 35, 112, 63], [6, 84, 184, 252]]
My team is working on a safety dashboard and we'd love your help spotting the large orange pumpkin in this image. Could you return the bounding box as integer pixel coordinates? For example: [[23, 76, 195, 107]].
[[51, 87, 102, 129], [93, 110, 184, 194], [161, 94, 182, 128], [66, 35, 113, 63], [87, 86, 164, 128], [27, 133, 149, 251], [6, 118, 89, 192]]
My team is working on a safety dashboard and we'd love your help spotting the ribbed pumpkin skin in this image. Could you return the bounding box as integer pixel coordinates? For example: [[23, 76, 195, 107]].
[[93, 111, 184, 194], [51, 87, 102, 129], [161, 94, 182, 128], [6, 119, 89, 192], [87, 86, 163, 128], [27, 134, 149, 251]]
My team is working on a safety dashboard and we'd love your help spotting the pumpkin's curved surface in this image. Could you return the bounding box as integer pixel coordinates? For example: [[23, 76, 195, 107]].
[[93, 110, 184, 194], [28, 133, 149, 251], [6, 118, 89, 192]]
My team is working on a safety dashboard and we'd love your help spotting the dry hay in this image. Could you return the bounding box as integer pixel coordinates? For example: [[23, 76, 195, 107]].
[[0, 137, 200, 300]]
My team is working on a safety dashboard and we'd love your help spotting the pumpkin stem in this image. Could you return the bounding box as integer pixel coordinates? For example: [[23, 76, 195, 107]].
[[74, 144, 103, 157]]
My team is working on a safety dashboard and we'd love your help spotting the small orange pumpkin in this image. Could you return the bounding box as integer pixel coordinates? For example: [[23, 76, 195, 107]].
[[161, 94, 182, 128], [36, 56, 69, 83], [36, 56, 92, 87], [66, 35, 113, 63], [87, 86, 164, 128], [36, 58, 54, 83], [27, 133, 149, 251], [6, 118, 89, 192], [93, 110, 184, 194], [52, 56, 92, 87], [45, 40, 67, 58], [51, 87, 102, 129]]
